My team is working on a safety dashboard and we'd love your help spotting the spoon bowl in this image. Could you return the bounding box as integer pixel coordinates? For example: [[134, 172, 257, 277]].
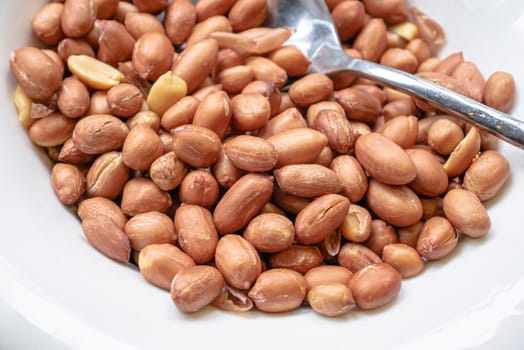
[[266, 0, 524, 149]]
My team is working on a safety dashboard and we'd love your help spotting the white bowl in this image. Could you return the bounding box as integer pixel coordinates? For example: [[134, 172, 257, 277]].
[[1, 1, 524, 349]]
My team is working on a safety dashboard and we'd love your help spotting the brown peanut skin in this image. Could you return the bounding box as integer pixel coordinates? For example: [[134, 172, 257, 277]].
[[132, 32, 174, 81], [382, 243, 424, 278], [295, 194, 350, 245], [353, 18, 387, 62], [61, 0, 95, 38], [334, 88, 382, 125], [172, 38, 219, 93], [178, 170, 219, 209], [215, 234, 262, 290], [308, 282, 354, 317], [57, 77, 90, 118], [10, 47, 63, 101], [213, 174, 274, 235], [248, 268, 307, 313], [149, 151, 188, 192], [32, 3, 64, 45], [443, 189, 491, 238], [366, 179, 423, 228], [224, 135, 278, 172], [416, 216, 458, 260], [313, 109, 354, 154], [349, 263, 402, 310], [72, 114, 129, 155], [77, 196, 128, 230], [274, 164, 342, 198], [86, 151, 130, 199], [363, 0, 408, 24], [304, 266, 354, 292], [175, 204, 218, 264], [138, 243, 196, 290], [332, 1, 365, 41], [355, 132, 416, 186], [96, 20, 135, 67], [338, 243, 382, 273], [171, 125, 222, 168], [81, 216, 131, 263], [267, 128, 328, 168], [243, 213, 295, 253], [406, 148, 449, 197], [165, 0, 196, 45], [463, 150, 510, 201], [483, 71, 515, 112], [120, 177, 172, 216], [122, 124, 163, 171], [192, 91, 231, 138], [228, 0, 268, 32], [51, 163, 86, 205], [170, 265, 225, 313], [366, 219, 398, 256], [288, 73, 334, 107], [124, 211, 175, 251], [330, 155, 368, 203], [269, 245, 323, 274], [29, 113, 76, 148]]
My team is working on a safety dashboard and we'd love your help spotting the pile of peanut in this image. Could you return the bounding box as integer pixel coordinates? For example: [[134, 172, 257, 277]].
[[10, 0, 515, 317]]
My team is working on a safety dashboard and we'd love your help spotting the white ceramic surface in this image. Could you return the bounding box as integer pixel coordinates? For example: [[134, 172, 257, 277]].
[[1, 1, 523, 349]]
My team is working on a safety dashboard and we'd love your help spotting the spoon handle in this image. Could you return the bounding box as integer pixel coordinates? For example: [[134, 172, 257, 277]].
[[346, 58, 524, 149]]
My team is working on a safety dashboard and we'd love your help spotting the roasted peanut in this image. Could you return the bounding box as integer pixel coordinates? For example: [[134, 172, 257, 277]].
[[416, 216, 458, 260], [124, 211, 175, 251], [230, 93, 271, 131], [178, 170, 219, 209], [267, 128, 327, 167], [308, 282, 355, 317], [77, 196, 128, 230], [122, 124, 163, 171], [124, 12, 165, 40], [353, 18, 388, 62], [294, 194, 349, 245], [243, 213, 295, 253], [149, 151, 188, 192], [288, 73, 334, 108], [165, 0, 196, 45], [32, 3, 64, 45], [267, 46, 310, 77], [86, 151, 129, 199], [213, 173, 273, 235], [248, 269, 307, 313], [96, 20, 135, 66], [406, 148, 449, 197], [338, 243, 382, 273], [367, 219, 398, 256], [175, 204, 218, 264], [274, 164, 342, 198], [51, 163, 86, 205], [483, 71, 516, 112], [138, 243, 195, 290], [332, 1, 366, 41], [82, 216, 131, 263], [349, 263, 402, 310], [269, 245, 323, 274], [382, 243, 424, 278], [366, 179, 423, 227], [312, 109, 354, 154], [334, 87, 382, 124], [170, 265, 224, 313], [224, 135, 278, 172], [355, 132, 416, 185], [61, 0, 95, 38], [215, 234, 262, 290], [72, 114, 129, 154], [29, 112, 76, 147], [10, 47, 63, 101], [172, 38, 218, 93], [463, 150, 510, 201], [172, 124, 221, 168], [304, 265, 354, 292], [442, 189, 491, 238], [120, 177, 172, 216], [132, 32, 173, 81]]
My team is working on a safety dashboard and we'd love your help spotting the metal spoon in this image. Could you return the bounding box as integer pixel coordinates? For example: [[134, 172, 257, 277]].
[[266, 0, 524, 149]]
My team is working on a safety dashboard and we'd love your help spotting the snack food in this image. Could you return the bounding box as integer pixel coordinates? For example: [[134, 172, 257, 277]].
[[9, 0, 514, 318]]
